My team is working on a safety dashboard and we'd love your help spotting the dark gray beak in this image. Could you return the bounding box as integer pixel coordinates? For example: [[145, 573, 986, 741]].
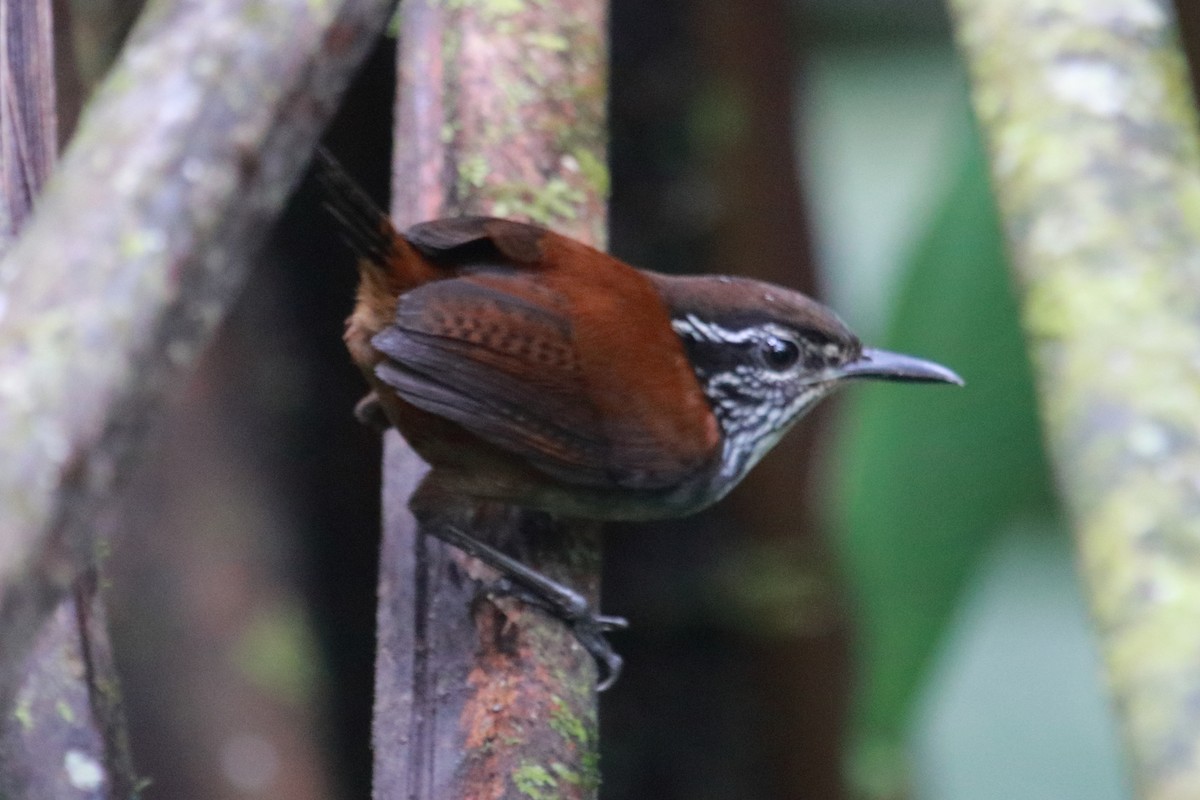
[[836, 347, 963, 385]]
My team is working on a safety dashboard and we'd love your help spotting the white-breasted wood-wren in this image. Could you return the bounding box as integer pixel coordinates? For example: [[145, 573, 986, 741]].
[[318, 150, 962, 687]]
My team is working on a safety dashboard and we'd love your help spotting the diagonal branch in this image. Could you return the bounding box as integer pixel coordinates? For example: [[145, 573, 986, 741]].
[[0, 0, 398, 718], [0, 2, 139, 796]]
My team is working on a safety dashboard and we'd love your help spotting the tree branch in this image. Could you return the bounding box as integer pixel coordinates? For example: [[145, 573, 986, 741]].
[[373, 1, 608, 797], [0, 2, 138, 796], [0, 0, 398, 720], [949, 1, 1200, 796], [1, 577, 140, 799]]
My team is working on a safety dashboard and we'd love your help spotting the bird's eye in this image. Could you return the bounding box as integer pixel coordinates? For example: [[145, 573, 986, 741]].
[[760, 335, 801, 371]]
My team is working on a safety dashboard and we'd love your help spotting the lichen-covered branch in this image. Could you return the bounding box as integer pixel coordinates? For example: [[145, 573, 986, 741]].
[[0, 0, 398, 720], [948, 1, 1200, 797], [374, 1, 608, 797], [1, 580, 139, 799], [0, 2, 137, 796]]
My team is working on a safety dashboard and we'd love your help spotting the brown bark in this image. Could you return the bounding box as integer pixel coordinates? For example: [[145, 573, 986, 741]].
[[0, 0, 398, 734], [374, 1, 608, 797]]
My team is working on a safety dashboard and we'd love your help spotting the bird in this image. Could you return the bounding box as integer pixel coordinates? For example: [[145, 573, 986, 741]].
[[315, 149, 962, 688]]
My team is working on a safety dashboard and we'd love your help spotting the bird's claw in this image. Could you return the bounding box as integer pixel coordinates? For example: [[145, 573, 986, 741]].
[[571, 615, 626, 691], [478, 578, 628, 691]]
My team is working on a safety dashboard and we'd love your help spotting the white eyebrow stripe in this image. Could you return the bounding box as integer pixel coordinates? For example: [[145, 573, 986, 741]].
[[671, 315, 796, 345]]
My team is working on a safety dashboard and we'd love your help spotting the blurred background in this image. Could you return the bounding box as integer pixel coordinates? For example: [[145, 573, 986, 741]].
[[57, 0, 1200, 797]]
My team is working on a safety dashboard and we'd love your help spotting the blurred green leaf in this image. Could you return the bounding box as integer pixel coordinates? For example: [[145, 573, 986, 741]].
[[826, 125, 1058, 785], [230, 600, 323, 707]]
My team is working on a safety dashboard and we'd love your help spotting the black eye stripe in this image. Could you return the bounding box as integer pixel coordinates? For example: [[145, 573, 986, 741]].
[[672, 315, 852, 381]]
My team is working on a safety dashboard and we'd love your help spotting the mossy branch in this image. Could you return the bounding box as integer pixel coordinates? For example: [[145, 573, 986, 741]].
[[375, 0, 608, 797], [0, 0, 398, 720], [949, 1, 1200, 796]]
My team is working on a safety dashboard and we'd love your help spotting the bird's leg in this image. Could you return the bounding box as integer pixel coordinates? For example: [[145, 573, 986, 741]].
[[410, 481, 627, 690], [427, 520, 627, 690], [480, 578, 629, 637]]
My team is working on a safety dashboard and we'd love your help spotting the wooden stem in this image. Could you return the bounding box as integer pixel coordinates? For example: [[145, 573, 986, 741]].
[[373, 1, 609, 797]]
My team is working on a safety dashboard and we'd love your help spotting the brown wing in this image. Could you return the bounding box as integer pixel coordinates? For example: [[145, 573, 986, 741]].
[[403, 216, 547, 265], [371, 269, 715, 490]]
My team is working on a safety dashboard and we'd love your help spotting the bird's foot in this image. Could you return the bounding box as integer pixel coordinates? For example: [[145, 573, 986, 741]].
[[479, 577, 628, 691]]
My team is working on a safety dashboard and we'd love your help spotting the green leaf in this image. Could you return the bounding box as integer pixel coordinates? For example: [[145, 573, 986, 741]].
[[826, 126, 1058, 780]]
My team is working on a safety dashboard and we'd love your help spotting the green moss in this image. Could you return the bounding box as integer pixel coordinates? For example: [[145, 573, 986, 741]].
[[490, 178, 584, 226], [459, 154, 490, 191], [580, 750, 601, 792], [12, 697, 32, 731], [525, 31, 569, 52], [550, 761, 581, 786], [386, 5, 404, 37], [444, 0, 525, 20], [571, 149, 609, 200], [482, 0, 524, 18], [513, 762, 558, 799], [546, 693, 600, 790], [55, 700, 74, 724], [548, 695, 589, 746]]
